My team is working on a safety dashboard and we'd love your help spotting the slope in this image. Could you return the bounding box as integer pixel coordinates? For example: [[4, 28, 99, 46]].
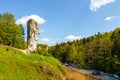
[[0, 45, 65, 80]]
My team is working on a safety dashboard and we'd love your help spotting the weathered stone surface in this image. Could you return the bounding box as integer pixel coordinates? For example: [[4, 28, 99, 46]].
[[27, 19, 40, 53]]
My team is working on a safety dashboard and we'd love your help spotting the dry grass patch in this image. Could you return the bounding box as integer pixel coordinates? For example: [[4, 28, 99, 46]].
[[65, 67, 100, 80]]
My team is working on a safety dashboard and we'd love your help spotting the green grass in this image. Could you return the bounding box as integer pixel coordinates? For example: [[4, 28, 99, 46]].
[[0, 45, 65, 80]]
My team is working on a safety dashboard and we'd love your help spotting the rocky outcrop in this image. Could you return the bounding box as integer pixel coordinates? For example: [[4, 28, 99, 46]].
[[27, 19, 40, 53]]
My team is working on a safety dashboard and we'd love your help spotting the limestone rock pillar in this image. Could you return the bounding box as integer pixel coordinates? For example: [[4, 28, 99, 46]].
[[27, 19, 40, 53]]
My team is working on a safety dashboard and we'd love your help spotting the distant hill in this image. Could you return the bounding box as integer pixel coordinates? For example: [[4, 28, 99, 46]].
[[0, 45, 65, 80]]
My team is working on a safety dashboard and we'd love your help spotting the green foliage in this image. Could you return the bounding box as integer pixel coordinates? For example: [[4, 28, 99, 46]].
[[49, 28, 120, 76], [66, 44, 77, 63], [37, 43, 49, 56], [110, 28, 120, 73], [0, 45, 65, 80], [0, 13, 26, 49]]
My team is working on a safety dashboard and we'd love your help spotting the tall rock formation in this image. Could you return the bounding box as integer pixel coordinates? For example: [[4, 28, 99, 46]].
[[27, 19, 40, 53]]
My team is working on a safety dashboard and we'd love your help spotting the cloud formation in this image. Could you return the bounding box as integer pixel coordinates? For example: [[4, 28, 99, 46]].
[[105, 16, 120, 21], [64, 35, 81, 41], [41, 38, 51, 43], [105, 16, 114, 21], [16, 14, 46, 26], [90, 0, 115, 11], [40, 38, 58, 46]]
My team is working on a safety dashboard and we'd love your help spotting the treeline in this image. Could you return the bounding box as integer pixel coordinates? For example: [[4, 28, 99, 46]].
[[48, 28, 120, 76], [0, 13, 27, 49]]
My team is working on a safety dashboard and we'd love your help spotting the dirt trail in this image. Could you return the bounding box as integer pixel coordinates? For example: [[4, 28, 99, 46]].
[[0, 44, 28, 55], [12, 48, 28, 55]]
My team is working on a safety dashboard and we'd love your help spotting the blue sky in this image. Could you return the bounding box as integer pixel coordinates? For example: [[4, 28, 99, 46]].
[[0, 0, 120, 45]]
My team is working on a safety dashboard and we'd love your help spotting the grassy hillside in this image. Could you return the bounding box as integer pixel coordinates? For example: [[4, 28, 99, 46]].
[[0, 45, 65, 80]]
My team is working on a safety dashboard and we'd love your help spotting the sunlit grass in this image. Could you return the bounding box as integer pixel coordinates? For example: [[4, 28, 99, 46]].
[[65, 67, 100, 80], [0, 45, 65, 80]]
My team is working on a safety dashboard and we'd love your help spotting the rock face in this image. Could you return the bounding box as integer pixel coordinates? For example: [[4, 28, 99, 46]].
[[27, 19, 40, 53]]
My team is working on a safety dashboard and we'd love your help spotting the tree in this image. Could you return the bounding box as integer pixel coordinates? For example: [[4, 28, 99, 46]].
[[37, 43, 49, 56], [49, 27, 120, 76], [66, 44, 77, 63], [110, 28, 120, 74], [0, 13, 26, 49]]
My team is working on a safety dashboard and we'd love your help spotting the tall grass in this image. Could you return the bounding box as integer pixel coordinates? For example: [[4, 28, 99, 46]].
[[65, 67, 100, 80]]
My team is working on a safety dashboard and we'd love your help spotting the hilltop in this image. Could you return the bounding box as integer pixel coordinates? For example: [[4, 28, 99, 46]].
[[0, 45, 65, 80]]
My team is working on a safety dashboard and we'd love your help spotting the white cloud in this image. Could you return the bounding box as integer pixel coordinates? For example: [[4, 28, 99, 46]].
[[105, 16, 120, 21], [50, 39, 58, 44], [41, 38, 51, 43], [39, 38, 58, 46], [49, 40, 57, 46], [105, 16, 114, 21], [90, 0, 116, 11], [64, 35, 81, 41], [16, 14, 46, 26]]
